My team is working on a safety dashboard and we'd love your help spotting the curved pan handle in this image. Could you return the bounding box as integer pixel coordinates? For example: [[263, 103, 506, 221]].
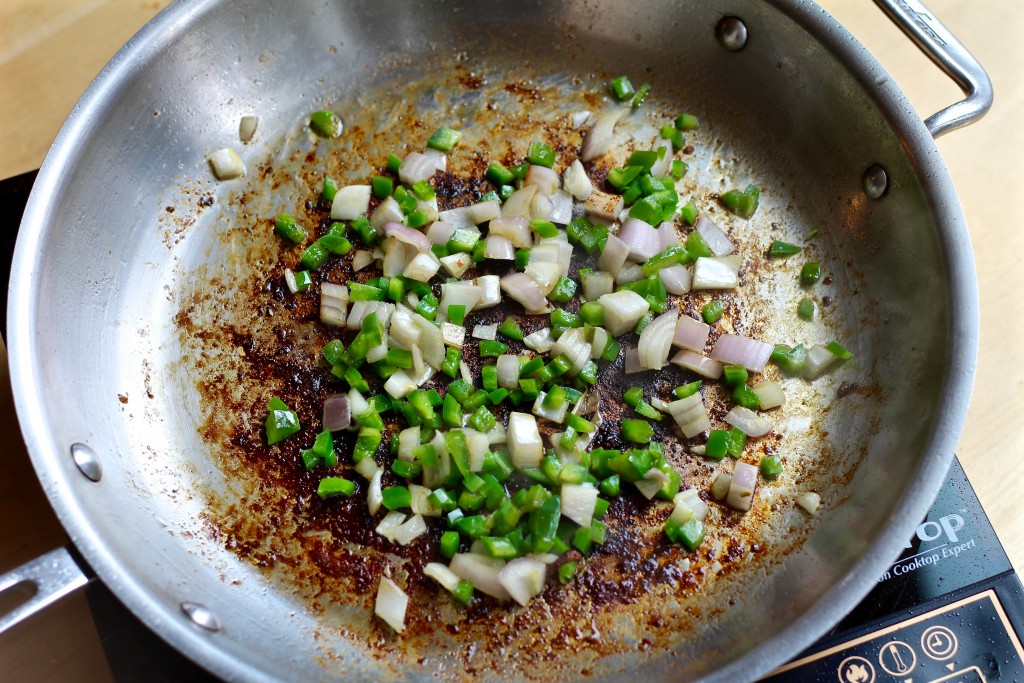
[[0, 546, 90, 634], [874, 0, 993, 138]]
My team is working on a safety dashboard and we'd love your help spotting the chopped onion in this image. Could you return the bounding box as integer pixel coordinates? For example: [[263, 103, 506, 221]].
[[489, 216, 532, 248], [474, 275, 501, 308], [711, 473, 732, 501], [497, 558, 547, 606], [208, 147, 245, 180], [330, 185, 372, 220], [502, 185, 538, 218], [401, 252, 442, 282], [355, 457, 379, 480], [649, 138, 673, 177], [635, 468, 669, 499], [389, 308, 421, 349], [349, 302, 393, 330], [450, 553, 510, 601], [561, 483, 598, 527], [753, 380, 785, 409], [638, 309, 678, 370], [623, 347, 643, 375], [598, 290, 650, 336], [548, 190, 573, 225], [695, 214, 735, 256], [422, 147, 447, 172], [501, 273, 549, 314], [530, 191, 554, 220], [410, 484, 442, 516], [657, 221, 680, 250], [523, 327, 554, 353], [710, 333, 773, 372], [437, 206, 475, 230], [374, 576, 408, 633], [352, 250, 375, 271], [472, 324, 497, 340], [440, 322, 465, 348], [570, 111, 591, 129], [414, 315, 445, 369], [371, 196, 405, 228], [440, 252, 473, 278], [802, 344, 839, 380], [727, 462, 758, 511], [461, 201, 497, 225], [590, 327, 609, 359], [581, 109, 624, 162], [348, 388, 369, 419], [322, 394, 351, 432], [598, 233, 629, 273], [440, 281, 482, 316], [398, 151, 436, 185], [496, 354, 521, 390], [465, 430, 490, 469], [382, 238, 414, 277], [393, 514, 428, 545], [562, 159, 593, 201], [676, 488, 708, 521], [375, 510, 406, 541], [525, 165, 560, 196], [383, 221, 432, 252], [397, 425, 420, 462], [724, 406, 774, 437], [659, 264, 692, 295], [238, 116, 258, 142], [320, 282, 348, 327], [423, 562, 461, 593], [384, 369, 418, 399], [508, 412, 543, 469], [671, 350, 723, 379], [667, 393, 712, 438], [366, 334, 388, 363], [692, 256, 741, 289], [615, 263, 645, 285], [584, 188, 624, 221], [551, 327, 592, 375], [674, 315, 710, 352], [485, 235, 515, 260], [796, 492, 821, 515], [532, 391, 567, 423], [525, 260, 561, 296], [581, 271, 614, 300], [618, 218, 662, 262]]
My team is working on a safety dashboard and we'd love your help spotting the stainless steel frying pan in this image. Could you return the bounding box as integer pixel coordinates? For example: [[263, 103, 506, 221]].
[[1, 0, 990, 680]]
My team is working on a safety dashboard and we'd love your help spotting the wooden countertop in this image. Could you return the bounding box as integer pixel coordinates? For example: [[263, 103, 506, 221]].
[[0, 1, 1020, 680]]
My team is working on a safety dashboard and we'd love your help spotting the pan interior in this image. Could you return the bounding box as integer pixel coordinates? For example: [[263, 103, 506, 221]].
[[10, 1, 965, 681]]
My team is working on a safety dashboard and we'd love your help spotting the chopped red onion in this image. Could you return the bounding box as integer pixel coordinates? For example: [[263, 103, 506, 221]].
[[638, 309, 678, 370], [624, 347, 643, 374], [659, 264, 692, 295], [581, 109, 624, 161], [525, 165, 559, 196], [670, 350, 723, 379], [598, 233, 629, 272], [673, 315, 710, 352], [549, 190, 573, 224], [724, 406, 773, 437], [370, 196, 405, 228], [383, 222, 432, 252], [484, 235, 515, 260], [618, 218, 661, 262], [501, 186, 537, 218], [398, 151, 436, 185], [727, 462, 758, 511], [695, 214, 735, 256], [710, 333, 773, 372], [489, 216, 532, 248], [657, 221, 680, 250], [322, 394, 351, 431], [530, 191, 553, 220], [500, 273, 549, 313]]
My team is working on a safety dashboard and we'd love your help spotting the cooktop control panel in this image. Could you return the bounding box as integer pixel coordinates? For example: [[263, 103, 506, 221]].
[[765, 459, 1024, 682]]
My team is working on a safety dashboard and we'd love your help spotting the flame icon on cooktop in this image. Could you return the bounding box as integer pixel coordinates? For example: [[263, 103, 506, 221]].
[[838, 656, 876, 683]]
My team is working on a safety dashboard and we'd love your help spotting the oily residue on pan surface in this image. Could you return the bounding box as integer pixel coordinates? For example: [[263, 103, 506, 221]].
[[172, 63, 860, 677]]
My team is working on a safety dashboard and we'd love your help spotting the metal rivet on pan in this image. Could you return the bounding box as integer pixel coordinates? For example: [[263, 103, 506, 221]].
[[181, 602, 222, 632], [716, 16, 748, 52], [70, 443, 102, 482], [863, 165, 889, 199]]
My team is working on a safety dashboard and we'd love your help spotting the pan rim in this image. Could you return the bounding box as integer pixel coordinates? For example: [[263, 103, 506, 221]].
[[6, 0, 979, 681]]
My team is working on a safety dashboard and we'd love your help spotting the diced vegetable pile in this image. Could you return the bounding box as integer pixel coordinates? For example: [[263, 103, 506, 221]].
[[226, 76, 854, 634]]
